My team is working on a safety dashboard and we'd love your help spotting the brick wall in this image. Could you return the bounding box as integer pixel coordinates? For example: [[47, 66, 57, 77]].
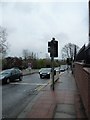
[[74, 62, 90, 119]]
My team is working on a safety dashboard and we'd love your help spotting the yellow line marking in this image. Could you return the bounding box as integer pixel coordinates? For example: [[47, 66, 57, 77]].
[[35, 73, 64, 91], [36, 80, 51, 91], [36, 85, 45, 91]]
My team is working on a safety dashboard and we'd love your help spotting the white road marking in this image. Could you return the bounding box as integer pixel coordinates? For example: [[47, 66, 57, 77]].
[[10, 82, 47, 86]]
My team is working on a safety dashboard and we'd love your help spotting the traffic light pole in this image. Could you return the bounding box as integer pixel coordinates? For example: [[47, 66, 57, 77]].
[[51, 54, 54, 91], [51, 39, 54, 91], [48, 38, 58, 91]]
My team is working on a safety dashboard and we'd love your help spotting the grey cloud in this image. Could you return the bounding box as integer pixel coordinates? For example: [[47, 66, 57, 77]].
[[1, 2, 88, 58]]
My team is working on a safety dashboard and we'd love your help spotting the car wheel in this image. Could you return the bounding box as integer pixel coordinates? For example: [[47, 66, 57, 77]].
[[48, 74, 50, 79], [40, 75, 42, 79], [7, 78, 10, 84], [19, 76, 23, 81]]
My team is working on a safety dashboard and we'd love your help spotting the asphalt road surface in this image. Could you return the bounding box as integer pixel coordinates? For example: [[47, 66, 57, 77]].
[[2, 73, 50, 118]]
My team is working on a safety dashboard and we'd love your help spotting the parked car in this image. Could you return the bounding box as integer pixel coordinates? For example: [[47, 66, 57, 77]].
[[0, 68, 23, 84], [39, 68, 51, 79]]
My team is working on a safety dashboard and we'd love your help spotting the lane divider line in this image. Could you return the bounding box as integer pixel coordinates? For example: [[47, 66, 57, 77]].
[[10, 82, 47, 86]]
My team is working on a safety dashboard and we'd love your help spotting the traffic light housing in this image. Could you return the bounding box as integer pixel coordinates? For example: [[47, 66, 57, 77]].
[[53, 40, 58, 57], [48, 38, 58, 57], [67, 58, 72, 65], [48, 41, 51, 53], [48, 41, 52, 57]]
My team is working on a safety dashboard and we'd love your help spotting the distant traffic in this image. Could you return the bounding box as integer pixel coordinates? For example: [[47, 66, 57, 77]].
[[0, 65, 68, 84], [39, 65, 67, 79]]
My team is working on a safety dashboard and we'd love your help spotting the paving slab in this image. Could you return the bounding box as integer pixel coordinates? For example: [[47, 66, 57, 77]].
[[56, 103, 76, 115], [54, 112, 76, 118]]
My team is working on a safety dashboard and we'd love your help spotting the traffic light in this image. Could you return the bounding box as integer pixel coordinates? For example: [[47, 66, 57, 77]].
[[48, 41, 51, 53], [48, 38, 58, 57], [53, 40, 58, 57], [48, 41, 53, 57], [67, 58, 72, 65]]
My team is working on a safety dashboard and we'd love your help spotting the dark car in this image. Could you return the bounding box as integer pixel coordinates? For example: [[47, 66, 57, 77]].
[[60, 65, 67, 72], [0, 68, 23, 84], [60, 68, 65, 72], [39, 68, 51, 79], [39, 68, 46, 74], [54, 67, 60, 73]]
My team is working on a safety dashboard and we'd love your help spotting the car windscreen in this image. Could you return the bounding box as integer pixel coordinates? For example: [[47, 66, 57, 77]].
[[39, 68, 44, 71], [0, 70, 11, 75], [42, 68, 51, 72]]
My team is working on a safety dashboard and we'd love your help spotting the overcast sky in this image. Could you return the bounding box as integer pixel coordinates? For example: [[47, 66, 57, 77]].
[[0, 1, 89, 59]]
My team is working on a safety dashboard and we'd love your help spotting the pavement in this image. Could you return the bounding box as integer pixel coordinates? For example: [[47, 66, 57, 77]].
[[18, 70, 87, 119]]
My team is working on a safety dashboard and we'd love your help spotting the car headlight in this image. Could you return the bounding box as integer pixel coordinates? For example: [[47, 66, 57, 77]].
[[0, 75, 5, 80], [47, 72, 50, 74]]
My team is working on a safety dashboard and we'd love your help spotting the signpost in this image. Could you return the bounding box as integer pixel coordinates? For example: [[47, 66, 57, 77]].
[[48, 38, 58, 90]]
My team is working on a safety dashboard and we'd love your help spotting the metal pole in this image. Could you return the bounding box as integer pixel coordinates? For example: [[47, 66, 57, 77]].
[[51, 55, 54, 90], [51, 39, 54, 91]]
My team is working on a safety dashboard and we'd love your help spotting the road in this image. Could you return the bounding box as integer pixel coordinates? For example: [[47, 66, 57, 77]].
[[2, 73, 50, 118]]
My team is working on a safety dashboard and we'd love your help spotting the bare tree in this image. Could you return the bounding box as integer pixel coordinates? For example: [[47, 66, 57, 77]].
[[61, 43, 79, 60], [22, 49, 29, 60], [0, 26, 8, 57], [22, 49, 36, 60]]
